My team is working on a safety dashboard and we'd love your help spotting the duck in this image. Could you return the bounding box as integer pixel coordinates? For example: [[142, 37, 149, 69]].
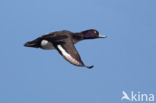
[[24, 29, 107, 69]]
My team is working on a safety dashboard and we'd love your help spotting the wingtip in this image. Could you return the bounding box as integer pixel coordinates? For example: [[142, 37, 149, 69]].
[[86, 65, 94, 69]]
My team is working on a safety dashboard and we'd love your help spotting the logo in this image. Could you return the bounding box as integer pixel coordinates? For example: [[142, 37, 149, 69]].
[[121, 91, 155, 102]]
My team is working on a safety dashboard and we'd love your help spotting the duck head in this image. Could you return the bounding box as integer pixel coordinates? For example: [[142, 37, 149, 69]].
[[82, 29, 107, 39]]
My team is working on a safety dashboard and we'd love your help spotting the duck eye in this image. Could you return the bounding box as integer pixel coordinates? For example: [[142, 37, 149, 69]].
[[93, 30, 97, 34]]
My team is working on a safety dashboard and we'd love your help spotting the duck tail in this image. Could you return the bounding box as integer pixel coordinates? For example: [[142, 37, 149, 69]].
[[24, 41, 40, 48]]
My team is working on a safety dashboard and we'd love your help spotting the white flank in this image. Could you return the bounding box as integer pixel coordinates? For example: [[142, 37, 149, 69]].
[[41, 40, 55, 50], [57, 45, 80, 65]]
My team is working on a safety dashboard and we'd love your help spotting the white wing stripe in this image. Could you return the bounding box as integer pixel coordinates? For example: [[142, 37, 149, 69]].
[[57, 45, 80, 65]]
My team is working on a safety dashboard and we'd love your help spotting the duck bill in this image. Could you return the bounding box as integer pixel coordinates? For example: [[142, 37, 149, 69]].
[[98, 34, 107, 38]]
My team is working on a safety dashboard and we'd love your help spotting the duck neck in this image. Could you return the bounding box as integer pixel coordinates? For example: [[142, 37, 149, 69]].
[[72, 33, 84, 43]]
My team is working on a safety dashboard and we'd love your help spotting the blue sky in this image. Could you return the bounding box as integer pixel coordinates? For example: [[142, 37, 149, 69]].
[[0, 0, 156, 103]]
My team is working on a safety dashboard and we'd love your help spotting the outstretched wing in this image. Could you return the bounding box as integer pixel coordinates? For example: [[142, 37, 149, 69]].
[[54, 39, 84, 66], [53, 38, 93, 69]]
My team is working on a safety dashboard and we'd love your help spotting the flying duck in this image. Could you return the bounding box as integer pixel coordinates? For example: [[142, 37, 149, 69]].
[[24, 29, 107, 69]]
